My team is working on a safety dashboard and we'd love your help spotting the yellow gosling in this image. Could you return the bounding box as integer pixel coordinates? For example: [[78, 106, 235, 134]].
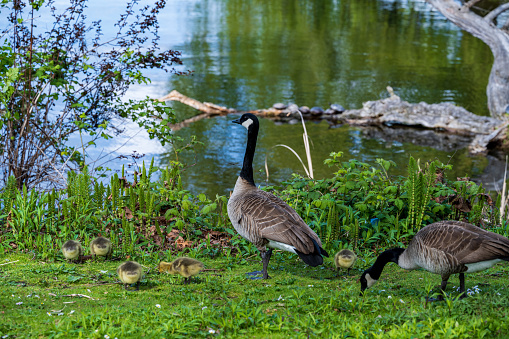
[[158, 257, 204, 284], [334, 249, 357, 275], [90, 236, 112, 260], [61, 240, 83, 263], [117, 261, 143, 290]]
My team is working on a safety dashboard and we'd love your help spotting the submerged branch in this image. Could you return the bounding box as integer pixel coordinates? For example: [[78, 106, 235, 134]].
[[157, 88, 507, 155]]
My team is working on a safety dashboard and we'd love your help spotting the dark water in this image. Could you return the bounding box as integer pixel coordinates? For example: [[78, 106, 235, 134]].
[[160, 0, 504, 197]]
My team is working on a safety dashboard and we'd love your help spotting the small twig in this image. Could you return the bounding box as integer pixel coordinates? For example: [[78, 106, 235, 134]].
[[485, 3, 509, 23], [51, 305, 66, 313], [61, 293, 95, 300], [84, 282, 117, 287], [0, 260, 19, 266], [202, 268, 225, 272], [461, 0, 481, 11]]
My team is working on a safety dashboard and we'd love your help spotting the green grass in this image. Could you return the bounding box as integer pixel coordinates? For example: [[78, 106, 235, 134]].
[[1, 252, 509, 338]]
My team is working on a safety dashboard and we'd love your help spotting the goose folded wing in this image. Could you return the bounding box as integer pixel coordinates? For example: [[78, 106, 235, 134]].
[[240, 193, 317, 254], [423, 224, 509, 263]]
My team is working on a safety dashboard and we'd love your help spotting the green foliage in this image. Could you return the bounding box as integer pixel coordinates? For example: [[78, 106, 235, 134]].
[[406, 156, 437, 232], [0, 0, 186, 189], [264, 153, 501, 252], [0, 160, 236, 259], [0, 153, 504, 263]]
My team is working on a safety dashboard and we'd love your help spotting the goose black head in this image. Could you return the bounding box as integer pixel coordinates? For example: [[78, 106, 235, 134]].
[[359, 269, 378, 295], [232, 113, 259, 130]]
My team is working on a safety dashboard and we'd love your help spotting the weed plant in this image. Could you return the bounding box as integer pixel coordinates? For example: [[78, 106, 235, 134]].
[[0, 154, 505, 261]]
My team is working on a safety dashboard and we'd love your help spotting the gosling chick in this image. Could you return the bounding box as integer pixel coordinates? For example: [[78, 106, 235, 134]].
[[117, 261, 143, 290], [61, 240, 83, 263], [90, 236, 112, 260], [158, 257, 204, 284], [334, 249, 357, 275]]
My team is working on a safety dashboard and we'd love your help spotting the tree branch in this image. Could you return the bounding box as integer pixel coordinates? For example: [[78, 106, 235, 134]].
[[484, 3, 509, 23], [462, 0, 481, 12]]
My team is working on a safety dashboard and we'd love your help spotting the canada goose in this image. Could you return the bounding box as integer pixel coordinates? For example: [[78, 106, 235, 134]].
[[334, 249, 357, 275], [227, 113, 329, 279], [117, 261, 143, 290], [360, 220, 509, 300], [157, 257, 204, 284], [61, 240, 83, 263], [90, 236, 112, 260]]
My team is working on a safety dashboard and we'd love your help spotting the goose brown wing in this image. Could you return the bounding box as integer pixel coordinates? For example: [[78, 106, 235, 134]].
[[239, 191, 319, 254], [417, 223, 509, 264]]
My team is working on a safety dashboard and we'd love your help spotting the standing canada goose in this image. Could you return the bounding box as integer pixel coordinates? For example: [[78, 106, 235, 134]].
[[157, 258, 204, 284], [90, 236, 112, 260], [227, 113, 329, 279], [61, 240, 83, 263], [334, 249, 357, 275], [360, 220, 509, 300], [117, 261, 143, 290]]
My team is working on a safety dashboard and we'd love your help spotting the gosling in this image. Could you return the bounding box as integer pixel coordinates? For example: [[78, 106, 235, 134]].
[[90, 236, 112, 260], [158, 257, 204, 284], [117, 261, 143, 290], [61, 240, 83, 263], [334, 249, 357, 275]]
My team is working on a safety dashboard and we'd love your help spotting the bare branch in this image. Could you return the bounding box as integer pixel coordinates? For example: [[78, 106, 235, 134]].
[[461, 0, 482, 12], [484, 3, 509, 23]]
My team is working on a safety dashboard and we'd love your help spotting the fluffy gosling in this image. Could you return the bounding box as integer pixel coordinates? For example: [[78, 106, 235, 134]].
[[117, 261, 143, 290], [90, 236, 112, 260], [334, 249, 357, 275], [61, 240, 83, 263], [158, 257, 204, 284]]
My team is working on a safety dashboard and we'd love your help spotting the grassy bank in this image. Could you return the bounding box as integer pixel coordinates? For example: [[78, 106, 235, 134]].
[[1, 252, 509, 338]]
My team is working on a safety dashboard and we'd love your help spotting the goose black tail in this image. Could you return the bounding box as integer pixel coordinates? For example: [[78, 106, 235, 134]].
[[295, 238, 329, 267]]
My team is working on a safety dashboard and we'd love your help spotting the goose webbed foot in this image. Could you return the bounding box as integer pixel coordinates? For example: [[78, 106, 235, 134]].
[[245, 271, 265, 280], [426, 295, 444, 302]]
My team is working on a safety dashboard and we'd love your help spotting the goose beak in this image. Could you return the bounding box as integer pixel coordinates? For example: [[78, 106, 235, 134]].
[[232, 118, 241, 124]]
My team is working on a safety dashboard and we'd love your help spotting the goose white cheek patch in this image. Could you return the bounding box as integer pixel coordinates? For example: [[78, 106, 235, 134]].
[[242, 119, 253, 129], [366, 273, 377, 288]]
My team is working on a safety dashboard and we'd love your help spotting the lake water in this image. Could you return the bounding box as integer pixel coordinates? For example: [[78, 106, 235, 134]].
[[2, 0, 506, 196], [159, 0, 505, 196]]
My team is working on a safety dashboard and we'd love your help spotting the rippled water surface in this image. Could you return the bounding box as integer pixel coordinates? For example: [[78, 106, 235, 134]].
[[3, 0, 504, 195], [160, 0, 501, 196]]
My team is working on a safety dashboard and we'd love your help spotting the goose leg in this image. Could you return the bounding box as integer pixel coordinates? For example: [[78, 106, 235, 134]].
[[261, 249, 273, 279], [458, 273, 467, 299], [427, 276, 449, 302]]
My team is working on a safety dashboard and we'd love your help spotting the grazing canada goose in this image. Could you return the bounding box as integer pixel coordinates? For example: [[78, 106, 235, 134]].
[[61, 240, 83, 263], [227, 113, 329, 279], [117, 261, 143, 290], [90, 236, 112, 260], [334, 249, 357, 275], [157, 257, 204, 284], [360, 220, 509, 300]]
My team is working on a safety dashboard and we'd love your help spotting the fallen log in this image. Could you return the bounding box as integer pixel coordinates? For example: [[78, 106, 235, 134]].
[[157, 87, 508, 154]]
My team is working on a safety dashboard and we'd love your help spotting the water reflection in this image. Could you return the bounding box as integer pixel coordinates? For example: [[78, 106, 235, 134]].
[[162, 0, 500, 197]]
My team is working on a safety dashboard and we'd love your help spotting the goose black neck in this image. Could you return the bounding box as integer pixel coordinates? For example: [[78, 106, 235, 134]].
[[240, 123, 258, 186], [368, 248, 405, 280]]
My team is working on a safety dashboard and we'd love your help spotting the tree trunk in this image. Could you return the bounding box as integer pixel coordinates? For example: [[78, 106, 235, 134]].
[[426, 0, 509, 120]]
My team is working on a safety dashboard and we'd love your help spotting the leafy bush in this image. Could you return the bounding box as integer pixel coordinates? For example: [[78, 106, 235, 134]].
[[263, 152, 502, 252]]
